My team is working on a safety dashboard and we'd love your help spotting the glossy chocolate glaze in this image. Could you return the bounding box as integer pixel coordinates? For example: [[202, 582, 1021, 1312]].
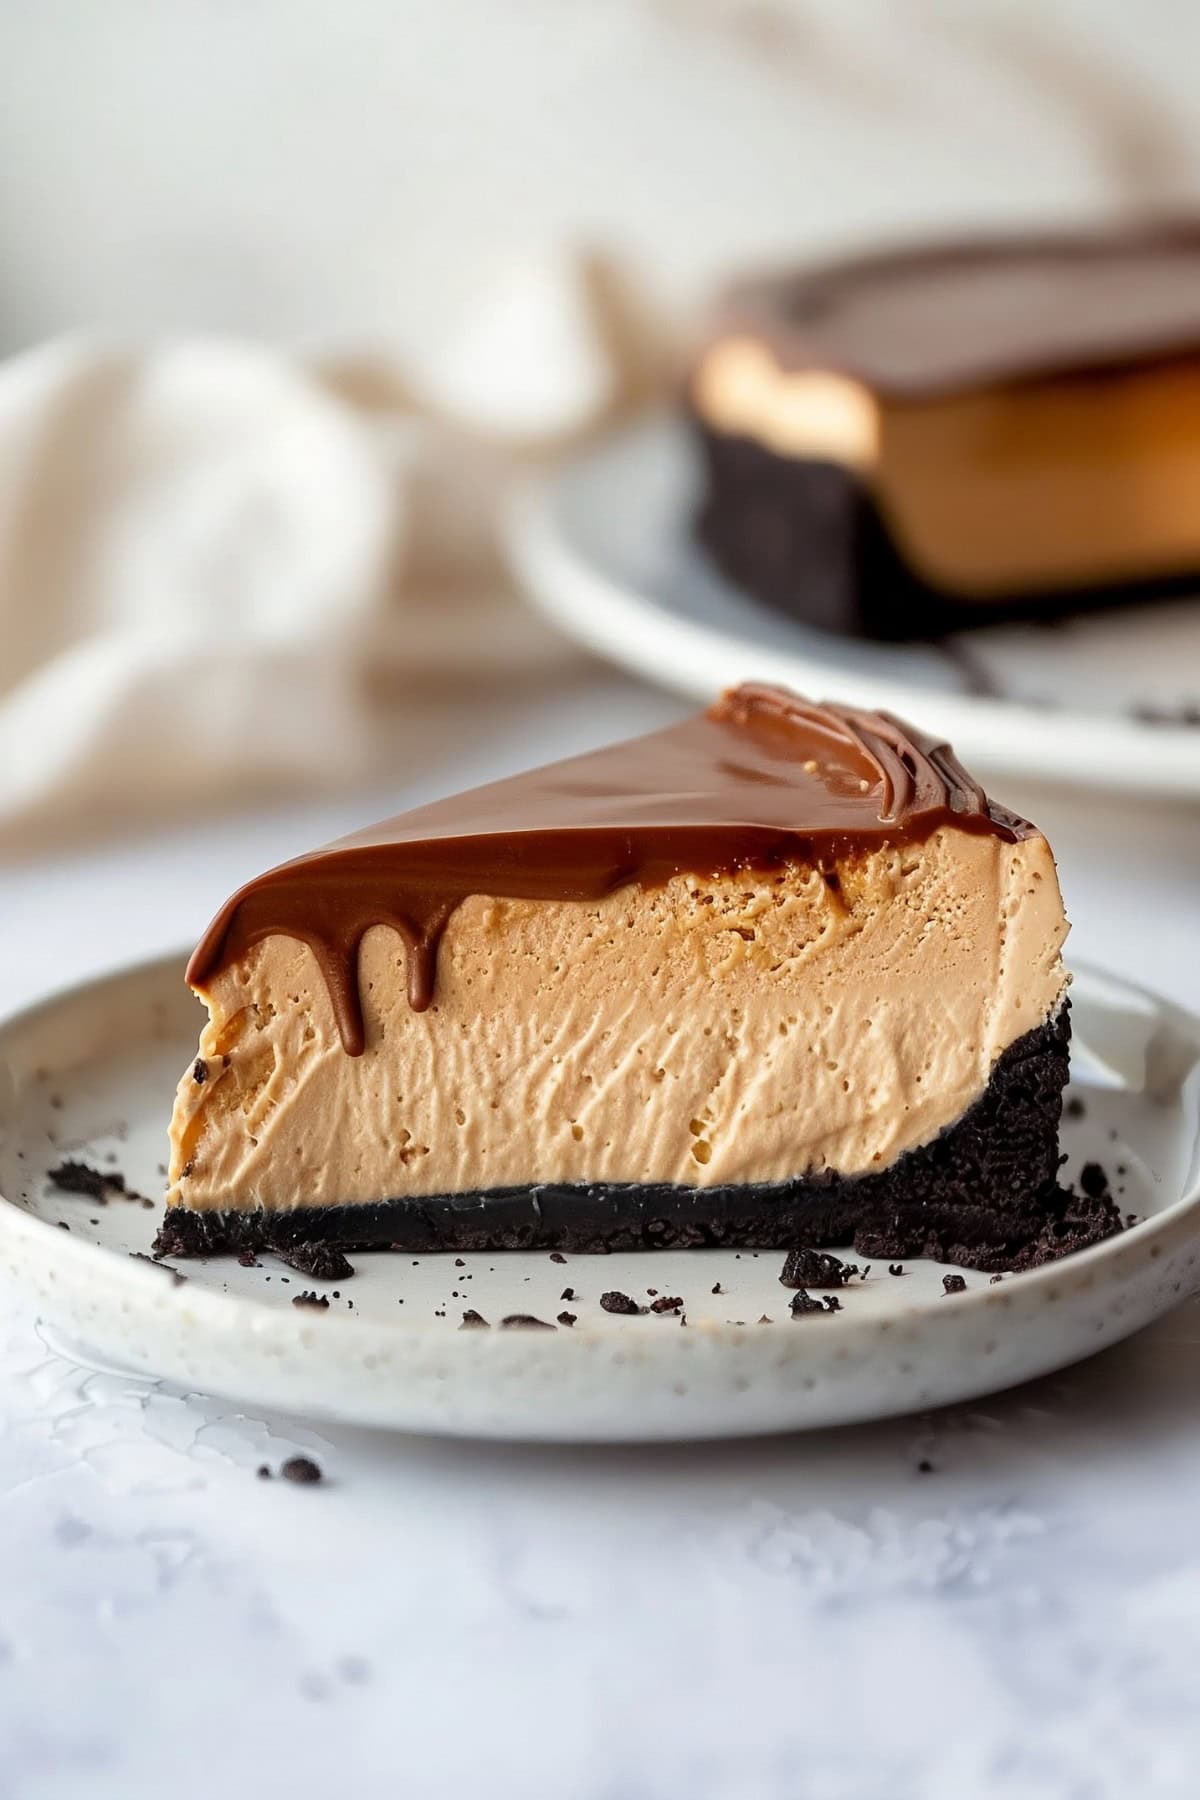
[[707, 220, 1200, 397], [187, 685, 1032, 1054]]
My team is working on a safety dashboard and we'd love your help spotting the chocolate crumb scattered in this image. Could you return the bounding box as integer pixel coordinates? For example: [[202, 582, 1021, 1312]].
[[711, 1282, 724, 1295], [888, 1263, 904, 1276], [454, 1257, 465, 1267], [256, 1465, 272, 1480], [549, 1251, 567, 1264], [646, 1287, 658, 1296], [560, 1286, 576, 1302], [460, 1309, 490, 1328], [281, 1456, 322, 1485], [276, 1242, 354, 1281], [237, 1250, 260, 1268], [292, 1291, 330, 1311], [500, 1314, 556, 1329], [942, 1273, 967, 1295], [779, 1247, 856, 1289], [917, 1459, 935, 1474], [556, 1311, 577, 1327], [192, 1058, 208, 1084], [600, 1290, 643, 1315], [129, 1251, 186, 1287], [57, 1221, 70, 1231], [1064, 1095, 1086, 1120], [757, 1313, 772, 1324], [48, 1160, 122, 1203], [650, 1295, 684, 1314], [822, 1294, 842, 1313], [1079, 1161, 1110, 1199], [789, 1289, 826, 1316], [989, 1273, 1004, 1284]]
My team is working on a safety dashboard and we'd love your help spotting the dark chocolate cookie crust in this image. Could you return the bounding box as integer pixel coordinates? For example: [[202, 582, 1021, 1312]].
[[691, 417, 1200, 641], [155, 1006, 1114, 1273]]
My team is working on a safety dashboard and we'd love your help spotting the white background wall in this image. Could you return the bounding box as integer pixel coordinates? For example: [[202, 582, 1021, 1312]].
[[1, 0, 1198, 361]]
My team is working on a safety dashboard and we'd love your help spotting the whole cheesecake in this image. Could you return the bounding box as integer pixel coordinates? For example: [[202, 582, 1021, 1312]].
[[689, 221, 1200, 638], [157, 685, 1093, 1269]]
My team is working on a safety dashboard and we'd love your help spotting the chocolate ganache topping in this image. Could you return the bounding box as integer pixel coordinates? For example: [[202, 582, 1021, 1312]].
[[710, 220, 1200, 398], [188, 685, 1031, 1054]]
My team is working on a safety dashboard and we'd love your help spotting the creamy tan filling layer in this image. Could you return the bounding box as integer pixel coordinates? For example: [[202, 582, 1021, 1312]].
[[693, 336, 1200, 596], [166, 828, 1067, 1214]]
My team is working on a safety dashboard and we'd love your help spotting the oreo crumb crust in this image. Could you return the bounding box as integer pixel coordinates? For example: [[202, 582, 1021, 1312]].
[[152, 1012, 1108, 1274], [650, 1295, 684, 1314], [193, 1058, 209, 1084], [292, 1291, 330, 1310], [556, 1311, 578, 1327], [943, 1273, 967, 1294]]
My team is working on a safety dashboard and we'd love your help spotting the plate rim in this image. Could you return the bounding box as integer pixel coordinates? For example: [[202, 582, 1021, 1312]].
[[502, 412, 1200, 800]]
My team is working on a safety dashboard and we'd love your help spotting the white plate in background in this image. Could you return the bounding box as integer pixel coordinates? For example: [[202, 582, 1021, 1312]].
[[0, 954, 1197, 1441], [504, 413, 1200, 799]]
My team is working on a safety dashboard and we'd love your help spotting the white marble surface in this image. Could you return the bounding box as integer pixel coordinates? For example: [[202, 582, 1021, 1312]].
[[2, 669, 1200, 1800]]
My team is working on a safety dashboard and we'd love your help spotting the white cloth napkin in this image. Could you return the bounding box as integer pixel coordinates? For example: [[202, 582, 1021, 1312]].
[[0, 255, 659, 849]]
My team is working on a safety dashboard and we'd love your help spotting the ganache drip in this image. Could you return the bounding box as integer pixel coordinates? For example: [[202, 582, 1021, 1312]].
[[186, 684, 1030, 1055]]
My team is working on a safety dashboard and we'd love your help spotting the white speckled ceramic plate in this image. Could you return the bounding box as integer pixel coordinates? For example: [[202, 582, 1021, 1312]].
[[0, 955, 1198, 1441], [503, 413, 1200, 799]]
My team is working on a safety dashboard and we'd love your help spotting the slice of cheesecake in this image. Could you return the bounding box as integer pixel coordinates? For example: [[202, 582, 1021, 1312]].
[[689, 222, 1200, 638], [158, 684, 1087, 1268]]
